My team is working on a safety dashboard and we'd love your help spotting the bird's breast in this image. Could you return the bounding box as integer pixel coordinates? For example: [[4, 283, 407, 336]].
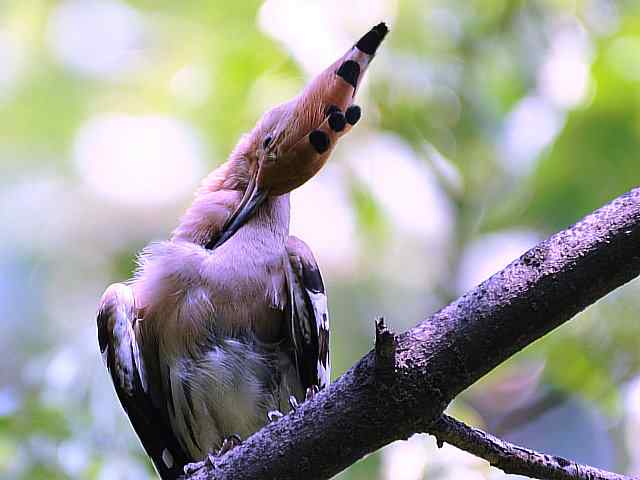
[[134, 238, 290, 347]]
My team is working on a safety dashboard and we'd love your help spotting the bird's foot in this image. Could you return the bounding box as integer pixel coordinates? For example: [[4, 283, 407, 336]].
[[267, 409, 285, 423], [183, 459, 206, 475], [183, 453, 219, 474], [305, 385, 319, 401], [286, 386, 319, 414], [182, 435, 242, 474], [218, 434, 242, 456]]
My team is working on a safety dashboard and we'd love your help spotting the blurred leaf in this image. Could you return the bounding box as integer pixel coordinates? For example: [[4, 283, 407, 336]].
[[542, 333, 621, 414], [348, 177, 391, 244], [1, 395, 70, 441]]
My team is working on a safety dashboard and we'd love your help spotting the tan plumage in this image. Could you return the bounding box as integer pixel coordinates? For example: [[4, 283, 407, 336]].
[[97, 23, 388, 479]]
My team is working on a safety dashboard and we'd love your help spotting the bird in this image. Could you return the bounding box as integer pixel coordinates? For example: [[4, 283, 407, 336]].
[[96, 22, 388, 479]]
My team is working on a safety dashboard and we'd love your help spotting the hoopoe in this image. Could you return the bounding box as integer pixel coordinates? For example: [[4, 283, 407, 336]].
[[97, 22, 388, 479]]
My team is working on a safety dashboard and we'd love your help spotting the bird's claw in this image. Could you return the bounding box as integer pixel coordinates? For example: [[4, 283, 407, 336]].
[[183, 434, 241, 473], [305, 385, 319, 402], [267, 409, 285, 422], [218, 434, 242, 456], [286, 386, 319, 414], [183, 459, 206, 475]]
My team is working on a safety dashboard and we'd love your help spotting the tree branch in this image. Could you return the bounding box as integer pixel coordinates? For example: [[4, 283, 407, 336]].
[[430, 414, 635, 480], [184, 188, 640, 480]]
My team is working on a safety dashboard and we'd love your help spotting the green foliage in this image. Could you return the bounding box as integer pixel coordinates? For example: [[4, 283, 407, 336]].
[[3, 0, 640, 478]]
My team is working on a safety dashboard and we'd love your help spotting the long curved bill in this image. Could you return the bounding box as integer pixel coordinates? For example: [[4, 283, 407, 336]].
[[209, 22, 389, 250], [207, 172, 268, 250]]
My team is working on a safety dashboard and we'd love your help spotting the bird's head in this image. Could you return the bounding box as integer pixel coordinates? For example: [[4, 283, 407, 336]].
[[207, 23, 388, 249]]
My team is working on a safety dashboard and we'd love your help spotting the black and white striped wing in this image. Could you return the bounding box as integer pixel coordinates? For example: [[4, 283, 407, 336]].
[[97, 283, 189, 479], [286, 236, 330, 391]]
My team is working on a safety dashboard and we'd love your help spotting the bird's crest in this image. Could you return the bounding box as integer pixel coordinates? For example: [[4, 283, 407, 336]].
[[172, 23, 389, 248]]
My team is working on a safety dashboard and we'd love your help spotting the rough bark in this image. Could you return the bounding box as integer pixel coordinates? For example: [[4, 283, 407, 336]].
[[431, 414, 635, 480], [184, 188, 640, 480]]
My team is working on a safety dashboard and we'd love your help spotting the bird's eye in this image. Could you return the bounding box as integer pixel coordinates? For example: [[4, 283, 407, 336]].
[[263, 136, 272, 149]]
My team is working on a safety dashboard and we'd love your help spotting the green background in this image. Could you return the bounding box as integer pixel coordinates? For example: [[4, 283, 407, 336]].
[[1, 0, 640, 478]]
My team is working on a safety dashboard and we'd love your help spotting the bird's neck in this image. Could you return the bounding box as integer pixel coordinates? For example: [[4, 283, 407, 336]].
[[239, 193, 291, 243], [172, 180, 291, 248]]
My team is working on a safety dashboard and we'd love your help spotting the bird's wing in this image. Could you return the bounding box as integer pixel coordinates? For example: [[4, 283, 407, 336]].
[[285, 236, 331, 391], [97, 283, 189, 480]]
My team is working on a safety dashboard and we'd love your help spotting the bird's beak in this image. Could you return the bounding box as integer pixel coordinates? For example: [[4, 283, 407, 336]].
[[206, 172, 269, 250]]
